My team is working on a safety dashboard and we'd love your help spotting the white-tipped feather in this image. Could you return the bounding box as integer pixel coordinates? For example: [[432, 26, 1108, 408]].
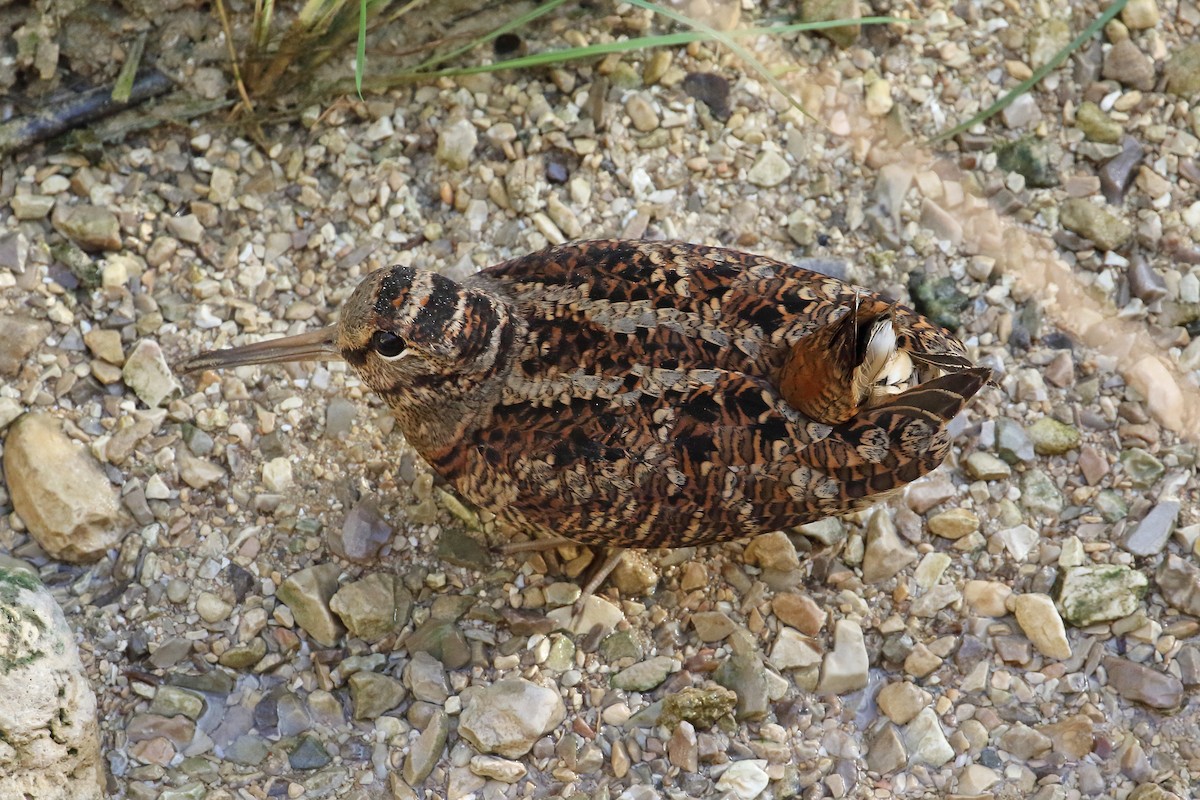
[[880, 348, 913, 386], [856, 319, 925, 407], [852, 317, 898, 398]]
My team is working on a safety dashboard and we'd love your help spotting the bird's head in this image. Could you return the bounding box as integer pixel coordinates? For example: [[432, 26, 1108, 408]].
[[179, 266, 514, 438]]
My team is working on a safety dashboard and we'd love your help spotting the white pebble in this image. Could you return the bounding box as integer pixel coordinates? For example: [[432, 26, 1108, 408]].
[[262, 457, 293, 492]]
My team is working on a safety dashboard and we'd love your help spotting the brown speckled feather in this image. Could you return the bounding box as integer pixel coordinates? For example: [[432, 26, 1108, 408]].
[[181, 240, 989, 548]]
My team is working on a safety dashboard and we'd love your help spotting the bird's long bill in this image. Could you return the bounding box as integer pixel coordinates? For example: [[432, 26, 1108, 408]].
[[177, 325, 340, 374]]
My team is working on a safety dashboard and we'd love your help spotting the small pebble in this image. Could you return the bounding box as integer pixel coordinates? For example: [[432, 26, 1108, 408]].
[[1012, 593, 1072, 659]]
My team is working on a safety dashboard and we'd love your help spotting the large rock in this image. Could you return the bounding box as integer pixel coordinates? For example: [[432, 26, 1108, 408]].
[[458, 679, 565, 758], [50, 204, 121, 251], [0, 561, 104, 800], [4, 413, 130, 562], [0, 314, 51, 376], [277, 563, 344, 647]]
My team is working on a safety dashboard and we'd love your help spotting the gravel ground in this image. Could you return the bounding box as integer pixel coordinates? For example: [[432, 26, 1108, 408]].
[[3, 1, 1200, 798]]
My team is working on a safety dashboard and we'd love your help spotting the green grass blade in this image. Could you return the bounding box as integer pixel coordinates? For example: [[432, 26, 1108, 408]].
[[253, 0, 275, 50], [355, 0, 367, 98], [383, 18, 902, 81], [932, 0, 1127, 142], [112, 32, 147, 103]]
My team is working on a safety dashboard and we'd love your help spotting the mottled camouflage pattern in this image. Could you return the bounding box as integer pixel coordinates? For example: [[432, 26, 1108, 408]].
[[328, 240, 988, 547]]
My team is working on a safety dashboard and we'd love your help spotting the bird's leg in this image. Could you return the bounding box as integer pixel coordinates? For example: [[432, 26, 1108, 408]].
[[573, 548, 627, 616], [497, 538, 626, 620]]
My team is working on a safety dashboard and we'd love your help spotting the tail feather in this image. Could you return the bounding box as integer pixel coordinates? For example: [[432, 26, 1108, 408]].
[[880, 367, 991, 424], [797, 368, 990, 492], [907, 350, 976, 372]]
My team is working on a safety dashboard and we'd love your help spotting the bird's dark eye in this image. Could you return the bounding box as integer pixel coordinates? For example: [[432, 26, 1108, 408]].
[[371, 331, 407, 359]]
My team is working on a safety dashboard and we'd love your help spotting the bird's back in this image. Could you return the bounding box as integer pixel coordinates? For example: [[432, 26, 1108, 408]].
[[432, 240, 985, 547]]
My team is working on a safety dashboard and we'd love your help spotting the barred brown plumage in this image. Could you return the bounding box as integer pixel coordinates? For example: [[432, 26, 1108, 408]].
[[179, 239, 990, 548]]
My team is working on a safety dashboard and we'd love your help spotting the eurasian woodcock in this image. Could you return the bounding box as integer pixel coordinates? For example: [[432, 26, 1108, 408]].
[[180, 240, 990, 548]]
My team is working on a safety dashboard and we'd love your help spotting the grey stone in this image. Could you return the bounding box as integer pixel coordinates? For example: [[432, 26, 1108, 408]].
[[1000, 722, 1052, 759], [866, 724, 906, 774], [1102, 39, 1156, 91], [690, 611, 736, 642], [1021, 468, 1064, 517], [1164, 43, 1200, 96], [1060, 198, 1132, 251], [1123, 501, 1180, 556], [324, 396, 357, 438], [817, 620, 868, 694], [747, 150, 792, 188], [1121, 448, 1165, 488], [288, 736, 332, 770], [122, 340, 181, 408], [436, 119, 477, 170], [1001, 93, 1041, 129], [1028, 418, 1080, 455], [861, 508, 916, 583], [1103, 656, 1183, 710], [965, 451, 1011, 480], [277, 563, 344, 647], [713, 653, 768, 721], [329, 498, 393, 563], [349, 672, 406, 719], [903, 707, 953, 767], [329, 573, 411, 641], [0, 231, 28, 273], [1176, 646, 1200, 687], [995, 419, 1035, 463], [801, 0, 861, 47], [1157, 555, 1200, 616], [406, 651, 449, 703], [611, 656, 674, 691], [1128, 256, 1169, 304], [1075, 101, 1122, 144], [1100, 136, 1144, 204], [0, 315, 51, 376], [224, 734, 269, 765], [52, 204, 121, 251]]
